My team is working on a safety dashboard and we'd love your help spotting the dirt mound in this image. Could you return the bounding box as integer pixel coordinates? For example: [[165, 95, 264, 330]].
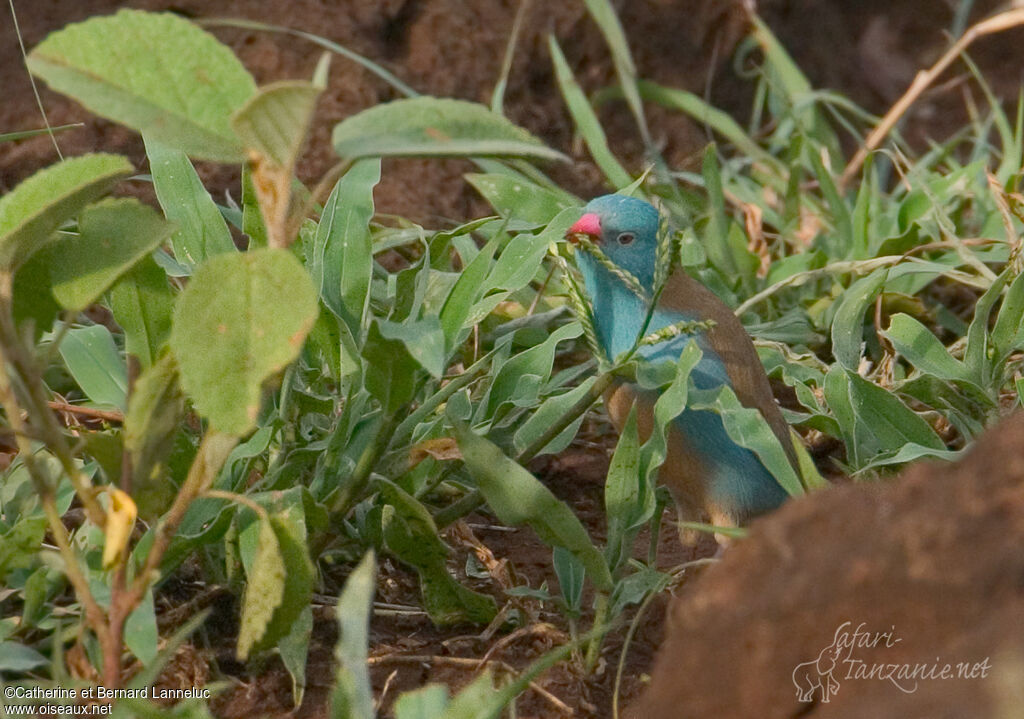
[[632, 411, 1024, 718]]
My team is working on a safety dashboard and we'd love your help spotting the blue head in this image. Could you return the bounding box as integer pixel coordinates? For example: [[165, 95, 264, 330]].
[[565, 195, 661, 290]]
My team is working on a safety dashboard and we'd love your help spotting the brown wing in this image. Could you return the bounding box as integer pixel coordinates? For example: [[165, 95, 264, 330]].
[[658, 270, 801, 475]]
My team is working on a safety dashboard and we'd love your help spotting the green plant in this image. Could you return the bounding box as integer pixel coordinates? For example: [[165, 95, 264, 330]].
[[2, 1, 1024, 716]]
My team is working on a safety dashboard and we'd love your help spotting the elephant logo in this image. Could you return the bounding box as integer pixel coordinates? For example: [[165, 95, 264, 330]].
[[792, 639, 844, 703]]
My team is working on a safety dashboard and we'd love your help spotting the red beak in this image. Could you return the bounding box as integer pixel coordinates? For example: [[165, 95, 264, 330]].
[[565, 212, 601, 244]]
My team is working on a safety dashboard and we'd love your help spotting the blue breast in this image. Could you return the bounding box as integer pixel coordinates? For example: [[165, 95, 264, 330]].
[[578, 253, 787, 516]]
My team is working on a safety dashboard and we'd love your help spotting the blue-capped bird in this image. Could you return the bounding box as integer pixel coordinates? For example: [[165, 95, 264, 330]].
[[566, 194, 798, 540]]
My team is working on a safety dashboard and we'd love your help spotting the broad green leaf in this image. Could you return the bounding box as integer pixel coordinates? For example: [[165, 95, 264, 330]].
[[0, 641, 47, 671], [12, 250, 60, 338], [145, 135, 235, 267], [883, 313, 969, 381], [605, 406, 641, 571], [483, 322, 582, 417], [965, 268, 1010, 384], [242, 163, 269, 248], [20, 567, 48, 628], [332, 97, 566, 162], [483, 208, 576, 295], [125, 353, 185, 519], [375, 317, 446, 379], [28, 9, 255, 161], [855, 443, 965, 472], [701, 146, 739, 278], [49, 198, 173, 311], [548, 36, 631, 188], [378, 480, 497, 626], [59, 324, 128, 410], [513, 377, 596, 456], [82, 432, 123, 489], [823, 365, 871, 467], [0, 153, 131, 270], [0, 516, 47, 577], [831, 267, 888, 370], [393, 685, 450, 719], [439, 232, 501, 346], [279, 606, 313, 707], [329, 551, 376, 719], [361, 320, 420, 413], [452, 416, 613, 592], [611, 565, 671, 614], [310, 159, 380, 336], [991, 269, 1024, 363], [553, 545, 585, 613], [232, 80, 321, 168], [124, 589, 158, 664], [242, 503, 314, 658], [639, 342, 701, 520], [108, 256, 174, 369], [825, 367, 945, 470], [466, 173, 575, 226], [689, 384, 805, 497], [231, 77, 325, 248], [236, 518, 285, 660], [170, 248, 318, 436]]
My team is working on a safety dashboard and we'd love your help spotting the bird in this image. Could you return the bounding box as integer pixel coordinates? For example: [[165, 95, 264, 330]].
[[565, 194, 799, 542]]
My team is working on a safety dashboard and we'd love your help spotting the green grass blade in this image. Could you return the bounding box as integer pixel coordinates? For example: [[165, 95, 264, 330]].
[[582, 0, 650, 145], [548, 36, 631, 188]]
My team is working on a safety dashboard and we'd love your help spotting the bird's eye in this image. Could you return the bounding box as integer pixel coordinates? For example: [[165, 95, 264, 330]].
[[617, 232, 635, 246]]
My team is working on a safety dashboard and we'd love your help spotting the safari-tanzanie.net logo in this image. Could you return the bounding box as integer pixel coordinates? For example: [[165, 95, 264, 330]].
[[792, 621, 992, 703]]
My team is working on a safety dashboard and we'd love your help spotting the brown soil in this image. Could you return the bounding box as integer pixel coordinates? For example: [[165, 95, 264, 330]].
[[5, 1, 1024, 717]]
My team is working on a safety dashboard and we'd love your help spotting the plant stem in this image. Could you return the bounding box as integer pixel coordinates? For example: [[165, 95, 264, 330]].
[[126, 432, 238, 603], [0, 273, 111, 647], [203, 489, 271, 519], [0, 275, 107, 527], [329, 409, 404, 516], [584, 591, 610, 672]]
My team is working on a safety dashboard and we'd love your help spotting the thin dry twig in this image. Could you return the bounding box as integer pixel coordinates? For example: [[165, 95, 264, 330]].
[[839, 8, 1024, 191], [47, 400, 124, 424]]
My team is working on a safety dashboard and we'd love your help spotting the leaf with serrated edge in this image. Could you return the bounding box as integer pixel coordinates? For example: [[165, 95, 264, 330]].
[[236, 518, 285, 660]]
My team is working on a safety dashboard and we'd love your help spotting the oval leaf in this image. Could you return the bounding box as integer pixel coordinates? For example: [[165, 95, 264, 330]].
[[331, 97, 567, 162], [0, 153, 132, 270], [59, 325, 128, 410], [170, 248, 318, 436], [28, 9, 255, 161], [49, 197, 174, 311]]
